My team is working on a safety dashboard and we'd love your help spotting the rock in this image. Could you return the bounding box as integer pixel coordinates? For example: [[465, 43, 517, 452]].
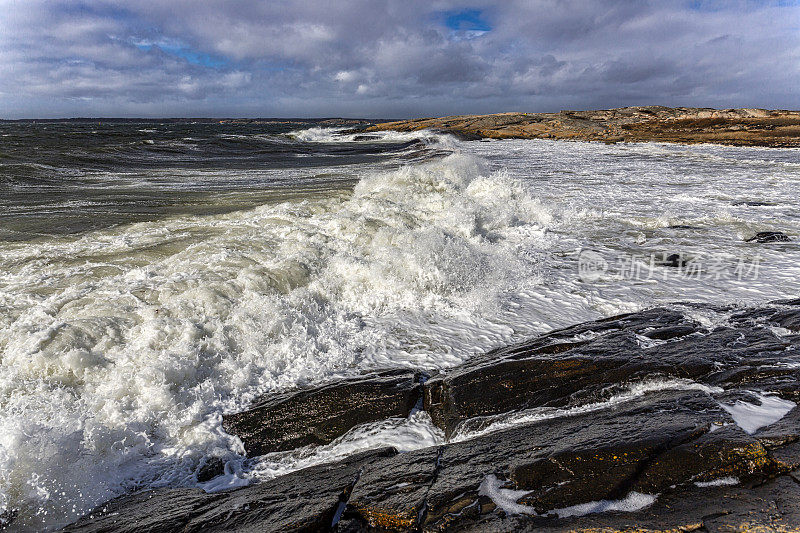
[[63, 447, 397, 533], [756, 406, 800, 448], [729, 303, 800, 333], [423, 309, 717, 436], [773, 297, 800, 306], [632, 425, 775, 491], [222, 370, 423, 456], [771, 308, 800, 331], [195, 456, 225, 483], [431, 313, 791, 438], [421, 390, 776, 530], [734, 200, 775, 206], [746, 231, 792, 243], [538, 474, 800, 533], [367, 107, 800, 148], [663, 252, 692, 267], [0, 508, 18, 529], [344, 447, 441, 529], [63, 304, 800, 532]]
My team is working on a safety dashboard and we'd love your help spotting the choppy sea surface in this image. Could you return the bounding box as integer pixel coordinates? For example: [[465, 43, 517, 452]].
[[0, 121, 798, 529]]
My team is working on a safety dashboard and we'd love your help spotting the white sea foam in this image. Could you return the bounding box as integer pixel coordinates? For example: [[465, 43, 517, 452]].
[[719, 392, 796, 434], [451, 379, 723, 442], [290, 126, 455, 147], [478, 474, 537, 515], [0, 146, 558, 529], [478, 474, 656, 517], [695, 476, 739, 487], [218, 411, 444, 491], [550, 491, 657, 518]]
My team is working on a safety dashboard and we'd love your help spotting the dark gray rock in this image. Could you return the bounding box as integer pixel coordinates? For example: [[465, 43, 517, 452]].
[[344, 447, 441, 529], [422, 391, 740, 530], [746, 231, 792, 243], [756, 406, 800, 449], [730, 304, 800, 332], [0, 508, 18, 530], [195, 456, 225, 483], [424, 307, 791, 437], [63, 448, 397, 533], [661, 252, 691, 267], [63, 304, 800, 533], [223, 370, 422, 456], [734, 200, 775, 207], [546, 474, 800, 533], [772, 308, 800, 331]]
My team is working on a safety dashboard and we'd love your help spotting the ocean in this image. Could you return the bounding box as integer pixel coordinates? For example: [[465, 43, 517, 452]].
[[0, 121, 799, 529]]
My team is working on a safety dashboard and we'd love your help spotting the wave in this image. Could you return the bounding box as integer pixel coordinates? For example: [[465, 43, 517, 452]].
[[0, 141, 557, 529], [289, 126, 455, 146]]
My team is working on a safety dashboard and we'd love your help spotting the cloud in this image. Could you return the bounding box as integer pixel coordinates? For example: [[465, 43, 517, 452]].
[[0, 0, 797, 118]]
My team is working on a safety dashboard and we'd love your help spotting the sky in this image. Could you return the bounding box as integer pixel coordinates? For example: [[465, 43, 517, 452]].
[[0, 0, 798, 118]]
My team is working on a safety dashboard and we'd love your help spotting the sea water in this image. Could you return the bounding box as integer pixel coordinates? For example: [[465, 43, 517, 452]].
[[0, 121, 798, 529]]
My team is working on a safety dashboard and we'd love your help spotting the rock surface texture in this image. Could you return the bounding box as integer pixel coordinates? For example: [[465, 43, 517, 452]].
[[367, 106, 800, 147], [222, 369, 424, 455], [62, 301, 800, 532]]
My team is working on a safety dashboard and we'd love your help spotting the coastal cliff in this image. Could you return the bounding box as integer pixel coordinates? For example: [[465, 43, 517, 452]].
[[368, 106, 800, 147]]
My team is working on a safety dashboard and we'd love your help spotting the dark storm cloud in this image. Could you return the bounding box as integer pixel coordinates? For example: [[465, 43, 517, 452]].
[[0, 0, 797, 118]]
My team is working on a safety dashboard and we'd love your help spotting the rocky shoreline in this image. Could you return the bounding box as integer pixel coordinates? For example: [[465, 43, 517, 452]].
[[367, 106, 800, 147], [61, 299, 800, 532]]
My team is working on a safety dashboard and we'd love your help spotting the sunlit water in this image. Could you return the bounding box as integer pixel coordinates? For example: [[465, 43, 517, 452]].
[[0, 122, 798, 529]]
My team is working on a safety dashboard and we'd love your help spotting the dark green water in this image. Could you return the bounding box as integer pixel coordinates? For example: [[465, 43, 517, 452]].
[[0, 120, 421, 240]]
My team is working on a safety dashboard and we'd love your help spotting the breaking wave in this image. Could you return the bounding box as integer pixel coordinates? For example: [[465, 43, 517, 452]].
[[0, 139, 556, 529]]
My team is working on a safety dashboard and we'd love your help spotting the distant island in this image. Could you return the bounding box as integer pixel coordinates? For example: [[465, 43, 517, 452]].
[[369, 106, 800, 147]]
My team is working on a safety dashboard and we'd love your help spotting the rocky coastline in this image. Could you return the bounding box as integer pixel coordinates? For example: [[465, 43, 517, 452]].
[[62, 299, 800, 532], [367, 106, 800, 147]]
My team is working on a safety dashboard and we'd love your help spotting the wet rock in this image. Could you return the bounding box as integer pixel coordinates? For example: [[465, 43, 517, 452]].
[[424, 350, 633, 437], [223, 370, 422, 456], [0, 508, 18, 529], [422, 391, 738, 529], [756, 406, 800, 448], [63, 447, 397, 533], [730, 303, 800, 333], [642, 323, 698, 340], [344, 447, 441, 530], [63, 304, 800, 532], [773, 297, 800, 306], [540, 474, 800, 533], [423, 309, 736, 436], [734, 200, 775, 206], [195, 456, 225, 483], [62, 489, 228, 533], [632, 425, 775, 491], [661, 252, 691, 267], [746, 230, 792, 243], [771, 308, 800, 331], [333, 517, 371, 532]]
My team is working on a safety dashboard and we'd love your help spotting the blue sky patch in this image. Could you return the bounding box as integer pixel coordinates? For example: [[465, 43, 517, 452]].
[[441, 9, 491, 32]]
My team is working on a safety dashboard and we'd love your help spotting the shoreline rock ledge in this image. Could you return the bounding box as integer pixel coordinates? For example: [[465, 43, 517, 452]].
[[62, 300, 800, 532], [367, 106, 800, 147]]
